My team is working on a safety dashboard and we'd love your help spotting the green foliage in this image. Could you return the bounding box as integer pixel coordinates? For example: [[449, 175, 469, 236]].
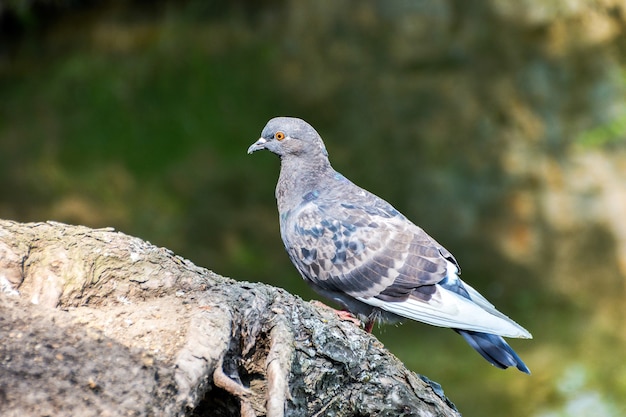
[[576, 112, 626, 149], [575, 71, 626, 149]]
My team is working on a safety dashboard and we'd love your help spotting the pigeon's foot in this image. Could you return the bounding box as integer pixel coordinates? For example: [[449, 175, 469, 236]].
[[336, 310, 362, 327], [310, 300, 362, 327]]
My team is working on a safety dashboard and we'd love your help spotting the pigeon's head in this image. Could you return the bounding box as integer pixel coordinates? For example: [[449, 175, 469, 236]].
[[247, 117, 328, 158]]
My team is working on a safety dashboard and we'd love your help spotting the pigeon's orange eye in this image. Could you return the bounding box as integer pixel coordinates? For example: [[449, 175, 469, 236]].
[[275, 131, 285, 141]]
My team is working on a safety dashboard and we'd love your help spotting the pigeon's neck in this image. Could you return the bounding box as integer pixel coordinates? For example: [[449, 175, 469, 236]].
[[276, 153, 333, 212]]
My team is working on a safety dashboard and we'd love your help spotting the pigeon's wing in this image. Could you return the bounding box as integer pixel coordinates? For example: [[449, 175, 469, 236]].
[[283, 197, 531, 338], [283, 198, 446, 300]]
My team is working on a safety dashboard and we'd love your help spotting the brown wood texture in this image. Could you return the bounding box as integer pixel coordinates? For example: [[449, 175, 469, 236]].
[[0, 219, 459, 417]]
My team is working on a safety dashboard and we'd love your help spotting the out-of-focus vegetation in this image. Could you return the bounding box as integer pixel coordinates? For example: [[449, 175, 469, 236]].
[[1, 1, 625, 416]]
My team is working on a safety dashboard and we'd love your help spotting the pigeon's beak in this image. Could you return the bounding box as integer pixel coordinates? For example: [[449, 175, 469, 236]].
[[247, 137, 267, 154]]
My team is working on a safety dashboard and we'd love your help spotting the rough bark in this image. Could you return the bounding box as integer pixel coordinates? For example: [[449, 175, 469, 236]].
[[0, 219, 460, 417]]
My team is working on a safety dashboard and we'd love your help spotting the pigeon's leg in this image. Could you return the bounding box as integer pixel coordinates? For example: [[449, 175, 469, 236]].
[[363, 309, 384, 333], [310, 300, 362, 327]]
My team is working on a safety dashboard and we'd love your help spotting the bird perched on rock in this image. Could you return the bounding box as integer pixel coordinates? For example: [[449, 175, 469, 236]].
[[248, 117, 532, 373]]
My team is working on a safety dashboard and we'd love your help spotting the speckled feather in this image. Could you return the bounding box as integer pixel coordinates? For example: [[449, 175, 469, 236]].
[[282, 184, 451, 301], [248, 117, 532, 373]]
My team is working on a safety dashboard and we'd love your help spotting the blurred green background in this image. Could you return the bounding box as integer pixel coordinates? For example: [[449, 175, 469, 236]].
[[1, 1, 626, 416]]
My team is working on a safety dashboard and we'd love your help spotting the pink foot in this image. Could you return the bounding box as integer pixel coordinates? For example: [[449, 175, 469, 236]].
[[310, 300, 362, 327]]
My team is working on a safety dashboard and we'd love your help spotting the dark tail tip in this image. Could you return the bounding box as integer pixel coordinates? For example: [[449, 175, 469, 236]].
[[455, 329, 530, 374]]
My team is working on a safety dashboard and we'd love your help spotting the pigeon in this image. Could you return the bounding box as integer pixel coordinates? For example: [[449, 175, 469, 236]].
[[248, 117, 532, 373]]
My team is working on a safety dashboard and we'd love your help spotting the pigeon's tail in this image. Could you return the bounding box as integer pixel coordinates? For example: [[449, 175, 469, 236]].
[[455, 329, 530, 374]]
